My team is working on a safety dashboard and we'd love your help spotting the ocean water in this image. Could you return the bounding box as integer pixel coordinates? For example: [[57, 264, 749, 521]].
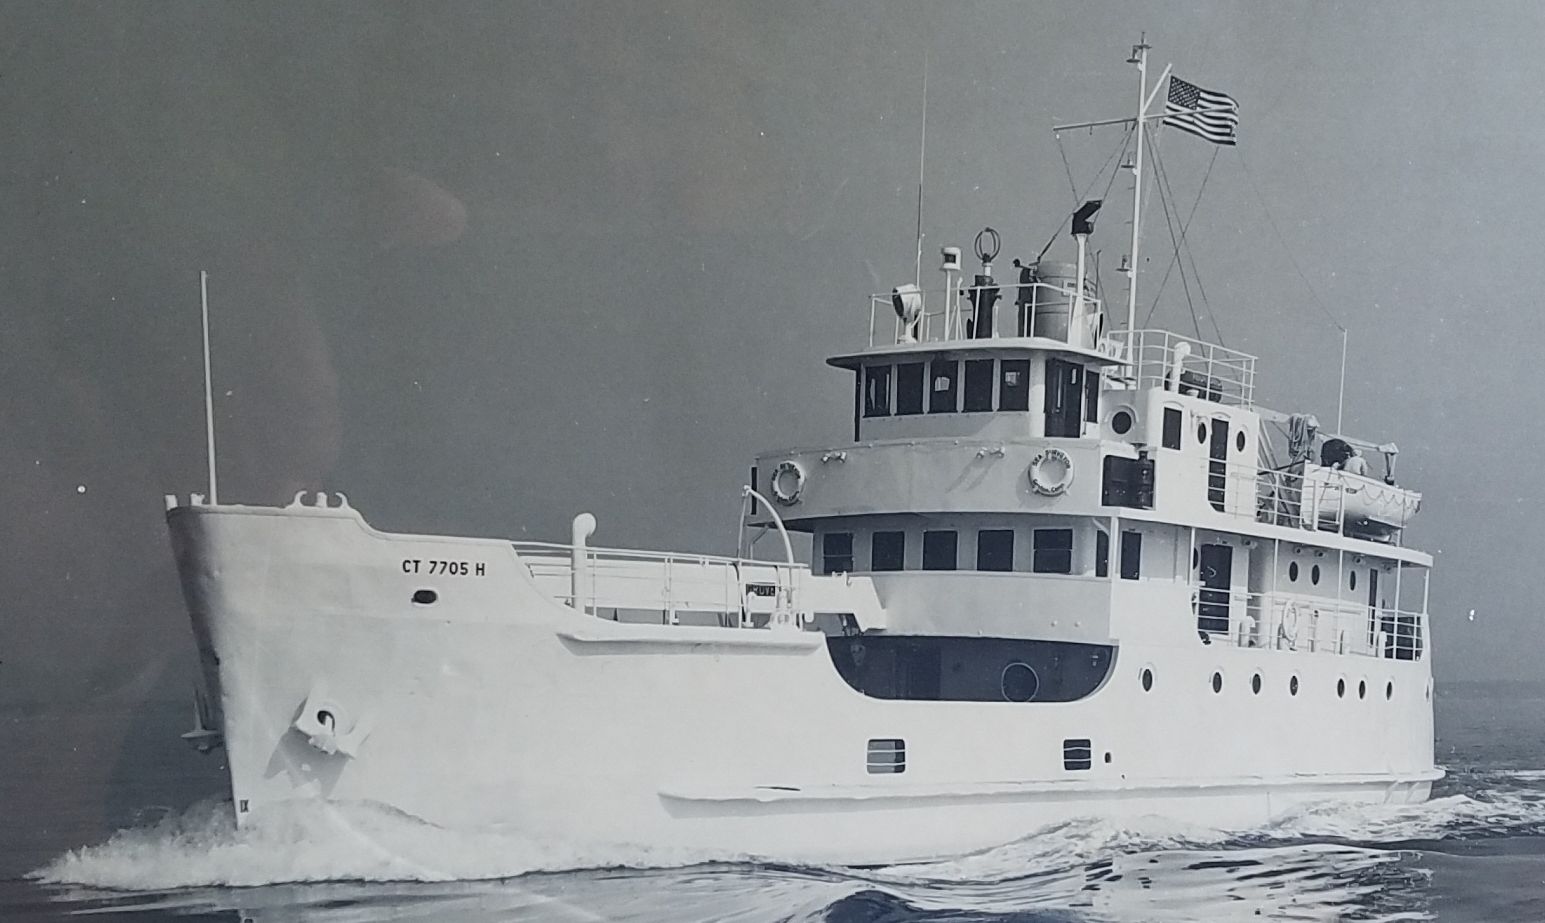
[[3, 682, 1544, 922]]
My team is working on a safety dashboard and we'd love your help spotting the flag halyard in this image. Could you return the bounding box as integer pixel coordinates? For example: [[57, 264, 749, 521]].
[[1163, 76, 1239, 146]]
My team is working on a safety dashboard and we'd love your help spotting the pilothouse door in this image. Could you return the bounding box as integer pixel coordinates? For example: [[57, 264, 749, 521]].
[[1045, 358, 1084, 438], [1197, 544, 1232, 635]]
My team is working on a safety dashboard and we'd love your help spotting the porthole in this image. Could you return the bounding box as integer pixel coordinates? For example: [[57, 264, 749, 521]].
[[1104, 752, 1113, 764], [1350, 570, 1358, 591], [1141, 667, 1154, 692], [1211, 671, 1223, 694], [1311, 565, 1321, 585], [1251, 673, 1262, 695], [1235, 432, 1246, 452], [1288, 562, 1299, 582], [1001, 662, 1040, 702], [1386, 681, 1394, 700], [1358, 679, 1367, 700], [412, 589, 438, 605], [1197, 421, 1208, 444], [1111, 409, 1135, 435], [1290, 675, 1299, 696], [1337, 678, 1347, 698]]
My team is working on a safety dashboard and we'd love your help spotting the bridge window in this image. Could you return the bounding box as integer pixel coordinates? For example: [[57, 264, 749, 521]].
[[963, 359, 995, 412], [1032, 528, 1074, 574], [1084, 369, 1101, 422], [976, 529, 1014, 571], [863, 365, 891, 417], [895, 362, 925, 415], [922, 530, 958, 570], [999, 359, 1030, 411], [1162, 407, 1183, 449], [821, 532, 853, 575], [928, 359, 959, 413], [871, 530, 905, 571], [1120, 530, 1143, 580], [1096, 530, 1110, 577]]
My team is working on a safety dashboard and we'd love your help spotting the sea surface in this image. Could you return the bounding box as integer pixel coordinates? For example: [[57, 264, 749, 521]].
[[3, 681, 1544, 922]]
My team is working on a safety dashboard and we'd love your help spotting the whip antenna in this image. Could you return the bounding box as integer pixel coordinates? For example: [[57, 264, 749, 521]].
[[199, 270, 219, 504]]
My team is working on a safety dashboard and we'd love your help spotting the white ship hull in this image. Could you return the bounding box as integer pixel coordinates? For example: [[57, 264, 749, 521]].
[[168, 499, 1438, 866]]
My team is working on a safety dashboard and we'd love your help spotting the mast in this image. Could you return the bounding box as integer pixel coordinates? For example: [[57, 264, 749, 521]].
[[1124, 37, 1150, 363]]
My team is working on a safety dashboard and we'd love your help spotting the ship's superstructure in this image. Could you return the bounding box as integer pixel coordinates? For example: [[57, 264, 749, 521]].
[[164, 41, 1437, 865]]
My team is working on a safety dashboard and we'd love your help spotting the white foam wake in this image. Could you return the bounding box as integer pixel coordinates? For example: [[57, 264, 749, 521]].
[[31, 799, 741, 891]]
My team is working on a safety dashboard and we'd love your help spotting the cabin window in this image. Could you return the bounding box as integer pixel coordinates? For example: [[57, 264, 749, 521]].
[[1032, 528, 1074, 574], [895, 362, 925, 415], [863, 365, 891, 417], [821, 532, 854, 574], [1084, 369, 1101, 423], [1162, 407, 1183, 449], [963, 359, 995, 412], [1120, 530, 1143, 580], [976, 529, 1014, 571], [999, 359, 1030, 411], [922, 530, 958, 570], [928, 359, 959, 413], [1095, 530, 1110, 577], [871, 530, 905, 571]]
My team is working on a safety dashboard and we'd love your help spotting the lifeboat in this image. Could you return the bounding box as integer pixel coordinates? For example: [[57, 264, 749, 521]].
[[1301, 465, 1422, 537]]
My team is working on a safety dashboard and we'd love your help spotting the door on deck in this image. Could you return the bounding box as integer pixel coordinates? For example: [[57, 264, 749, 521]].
[[1045, 358, 1085, 438], [1208, 418, 1230, 512], [1197, 544, 1233, 636]]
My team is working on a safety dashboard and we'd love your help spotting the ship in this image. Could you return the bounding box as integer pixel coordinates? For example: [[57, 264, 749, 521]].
[[165, 39, 1438, 866]]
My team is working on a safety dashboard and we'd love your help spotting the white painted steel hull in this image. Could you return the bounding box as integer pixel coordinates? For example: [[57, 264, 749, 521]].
[[168, 501, 1438, 866]]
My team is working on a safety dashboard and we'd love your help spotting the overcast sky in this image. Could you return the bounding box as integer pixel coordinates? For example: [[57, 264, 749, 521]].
[[1, 0, 1539, 711]]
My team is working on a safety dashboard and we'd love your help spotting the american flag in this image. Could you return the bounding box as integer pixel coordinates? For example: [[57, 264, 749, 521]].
[[1163, 76, 1239, 146]]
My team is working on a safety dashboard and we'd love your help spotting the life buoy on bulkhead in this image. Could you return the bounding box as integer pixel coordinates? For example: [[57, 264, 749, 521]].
[[1028, 448, 1075, 496], [770, 460, 806, 505], [1278, 602, 1301, 650]]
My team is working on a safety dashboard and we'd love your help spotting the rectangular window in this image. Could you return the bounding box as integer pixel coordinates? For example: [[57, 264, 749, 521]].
[[867, 738, 906, 774], [871, 530, 906, 571], [863, 365, 892, 418], [963, 358, 995, 412], [1032, 528, 1074, 574], [999, 359, 1030, 411], [1096, 530, 1110, 577], [976, 529, 1014, 571], [895, 362, 925, 415], [1084, 369, 1101, 423], [922, 530, 958, 571], [928, 359, 959, 414], [822, 532, 854, 575], [1162, 406, 1183, 449], [1120, 530, 1143, 580]]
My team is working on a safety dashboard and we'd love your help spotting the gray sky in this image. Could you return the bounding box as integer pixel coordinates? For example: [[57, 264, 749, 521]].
[[1, 0, 1538, 708]]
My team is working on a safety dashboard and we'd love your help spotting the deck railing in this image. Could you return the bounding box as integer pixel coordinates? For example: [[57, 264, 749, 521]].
[[868, 282, 1119, 352], [1209, 459, 1415, 544], [1108, 329, 1257, 408], [1193, 585, 1425, 662], [512, 541, 801, 627]]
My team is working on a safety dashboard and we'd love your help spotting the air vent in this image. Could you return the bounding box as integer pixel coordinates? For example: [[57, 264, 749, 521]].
[[1063, 738, 1093, 771], [867, 738, 905, 774]]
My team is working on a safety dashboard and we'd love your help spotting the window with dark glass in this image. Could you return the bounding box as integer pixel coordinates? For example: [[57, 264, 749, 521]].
[[822, 532, 854, 574], [1162, 407, 1183, 449], [999, 359, 1030, 411], [1032, 528, 1074, 574], [922, 530, 957, 570], [863, 365, 891, 418], [976, 529, 1014, 571], [895, 362, 925, 415], [1095, 530, 1110, 577], [1084, 369, 1101, 423], [1120, 530, 1142, 580], [928, 359, 959, 413], [963, 359, 995, 412], [871, 530, 905, 571]]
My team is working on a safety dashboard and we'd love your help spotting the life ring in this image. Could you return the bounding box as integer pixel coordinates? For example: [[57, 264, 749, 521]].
[[770, 460, 805, 505], [1279, 602, 1300, 650], [1028, 448, 1075, 496]]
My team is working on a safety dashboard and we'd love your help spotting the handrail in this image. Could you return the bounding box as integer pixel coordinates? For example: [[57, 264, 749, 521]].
[[868, 281, 1104, 349], [1108, 329, 1257, 408], [1190, 583, 1425, 661]]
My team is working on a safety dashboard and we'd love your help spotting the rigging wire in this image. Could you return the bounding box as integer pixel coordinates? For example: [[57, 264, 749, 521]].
[[1037, 126, 1132, 262], [1149, 131, 1227, 346], [1141, 145, 1220, 325], [1145, 131, 1205, 341], [1056, 134, 1081, 205]]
